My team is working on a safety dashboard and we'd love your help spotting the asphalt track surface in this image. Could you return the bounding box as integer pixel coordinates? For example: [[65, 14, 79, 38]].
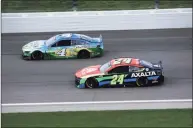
[[2, 28, 192, 103]]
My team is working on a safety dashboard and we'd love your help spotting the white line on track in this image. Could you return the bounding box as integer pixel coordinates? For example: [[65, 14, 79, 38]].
[[2, 99, 192, 106], [2, 99, 192, 113]]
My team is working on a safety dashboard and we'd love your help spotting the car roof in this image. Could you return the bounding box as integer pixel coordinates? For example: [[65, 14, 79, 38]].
[[110, 57, 143, 67], [55, 33, 92, 41]]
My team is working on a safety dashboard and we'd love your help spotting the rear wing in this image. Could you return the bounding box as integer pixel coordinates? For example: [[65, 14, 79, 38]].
[[158, 60, 163, 69], [158, 60, 162, 65], [99, 34, 104, 49], [99, 34, 103, 42], [152, 60, 163, 69]]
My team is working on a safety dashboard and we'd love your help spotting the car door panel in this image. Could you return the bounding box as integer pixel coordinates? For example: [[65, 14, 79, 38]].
[[71, 39, 90, 55], [96, 66, 130, 87], [46, 39, 72, 59]]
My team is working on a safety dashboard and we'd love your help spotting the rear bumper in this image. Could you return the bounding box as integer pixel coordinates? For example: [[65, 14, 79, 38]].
[[158, 75, 164, 83], [92, 48, 104, 58], [151, 75, 164, 85]]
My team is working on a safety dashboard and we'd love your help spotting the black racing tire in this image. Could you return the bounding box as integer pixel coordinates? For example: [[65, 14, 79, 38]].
[[31, 51, 44, 60], [77, 50, 90, 59], [85, 77, 99, 88], [136, 77, 149, 87]]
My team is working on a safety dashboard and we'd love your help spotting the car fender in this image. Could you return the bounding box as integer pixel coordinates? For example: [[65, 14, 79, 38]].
[[30, 48, 45, 54], [76, 48, 92, 53]]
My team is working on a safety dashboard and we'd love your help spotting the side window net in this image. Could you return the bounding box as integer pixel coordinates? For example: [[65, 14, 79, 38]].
[[108, 66, 129, 74], [51, 40, 71, 47]]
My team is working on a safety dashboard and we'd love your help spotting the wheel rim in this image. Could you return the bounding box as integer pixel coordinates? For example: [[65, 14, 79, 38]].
[[79, 51, 89, 59], [86, 79, 93, 88], [137, 77, 148, 86], [81, 51, 86, 58], [86, 78, 98, 88], [32, 52, 42, 60]]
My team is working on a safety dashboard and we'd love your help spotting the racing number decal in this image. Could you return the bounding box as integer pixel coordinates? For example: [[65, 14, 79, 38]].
[[56, 49, 66, 56], [111, 75, 118, 85], [124, 58, 132, 63], [113, 58, 132, 65], [110, 74, 125, 85]]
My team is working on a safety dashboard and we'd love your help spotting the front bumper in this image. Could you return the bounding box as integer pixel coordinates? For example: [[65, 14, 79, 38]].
[[75, 76, 86, 89], [21, 51, 31, 60], [75, 76, 81, 85]]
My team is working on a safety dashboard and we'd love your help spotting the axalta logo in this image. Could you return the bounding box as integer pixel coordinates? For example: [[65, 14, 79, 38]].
[[131, 71, 156, 78]]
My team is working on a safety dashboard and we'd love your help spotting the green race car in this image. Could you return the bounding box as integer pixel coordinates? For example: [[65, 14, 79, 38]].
[[22, 33, 104, 60]]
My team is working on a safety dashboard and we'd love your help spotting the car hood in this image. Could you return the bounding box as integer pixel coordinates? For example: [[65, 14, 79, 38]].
[[75, 65, 102, 78], [22, 40, 46, 50]]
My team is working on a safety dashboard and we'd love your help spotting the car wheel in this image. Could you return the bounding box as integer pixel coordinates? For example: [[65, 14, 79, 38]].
[[31, 51, 43, 60], [85, 78, 98, 88], [78, 50, 90, 59], [136, 77, 148, 87]]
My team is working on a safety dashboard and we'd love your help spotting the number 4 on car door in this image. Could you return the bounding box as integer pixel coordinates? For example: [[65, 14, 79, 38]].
[[56, 49, 66, 56], [50, 39, 71, 57]]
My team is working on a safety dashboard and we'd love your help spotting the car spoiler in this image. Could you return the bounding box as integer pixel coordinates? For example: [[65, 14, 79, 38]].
[[158, 60, 163, 69], [99, 34, 103, 42]]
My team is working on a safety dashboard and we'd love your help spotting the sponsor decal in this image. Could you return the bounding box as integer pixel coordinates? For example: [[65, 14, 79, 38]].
[[55, 49, 66, 56], [152, 81, 158, 83], [110, 74, 128, 85], [154, 64, 160, 67], [112, 58, 132, 65], [75, 45, 89, 48], [33, 42, 38, 47], [145, 68, 149, 71], [81, 67, 97, 75], [131, 71, 156, 78], [61, 33, 71, 37]]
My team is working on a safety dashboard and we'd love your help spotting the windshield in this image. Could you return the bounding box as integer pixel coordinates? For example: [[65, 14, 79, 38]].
[[100, 61, 111, 73], [140, 60, 153, 68], [46, 36, 57, 46]]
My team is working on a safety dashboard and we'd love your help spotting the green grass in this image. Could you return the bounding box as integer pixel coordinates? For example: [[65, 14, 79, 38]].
[[2, 0, 192, 13], [2, 109, 192, 127]]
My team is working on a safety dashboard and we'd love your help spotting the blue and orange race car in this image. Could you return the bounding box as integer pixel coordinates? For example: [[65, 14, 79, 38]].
[[75, 57, 164, 88]]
